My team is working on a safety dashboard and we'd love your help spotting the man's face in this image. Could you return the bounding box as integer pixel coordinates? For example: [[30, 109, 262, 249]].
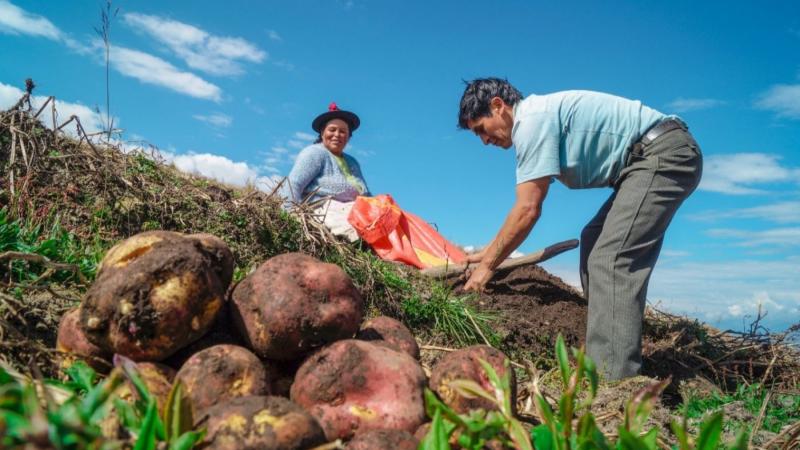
[[466, 99, 514, 149]]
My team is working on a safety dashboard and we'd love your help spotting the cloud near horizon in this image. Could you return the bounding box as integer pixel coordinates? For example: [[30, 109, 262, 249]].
[[699, 153, 800, 195], [123, 12, 266, 77]]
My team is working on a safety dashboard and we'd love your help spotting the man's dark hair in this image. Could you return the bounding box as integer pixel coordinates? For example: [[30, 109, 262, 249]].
[[457, 77, 523, 129]]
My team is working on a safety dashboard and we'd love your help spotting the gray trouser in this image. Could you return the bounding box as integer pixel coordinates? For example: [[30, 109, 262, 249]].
[[581, 127, 702, 380]]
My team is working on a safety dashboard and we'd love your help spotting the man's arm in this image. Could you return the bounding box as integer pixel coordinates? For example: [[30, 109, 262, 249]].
[[464, 177, 550, 292]]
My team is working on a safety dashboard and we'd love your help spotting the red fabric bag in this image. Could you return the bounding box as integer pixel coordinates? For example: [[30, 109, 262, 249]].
[[347, 194, 466, 269]]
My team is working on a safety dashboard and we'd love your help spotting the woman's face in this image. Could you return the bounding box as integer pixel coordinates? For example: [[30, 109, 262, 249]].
[[321, 119, 350, 155]]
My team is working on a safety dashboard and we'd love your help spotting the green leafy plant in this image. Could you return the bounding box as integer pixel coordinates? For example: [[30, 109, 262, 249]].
[[422, 335, 752, 450], [0, 358, 204, 449]]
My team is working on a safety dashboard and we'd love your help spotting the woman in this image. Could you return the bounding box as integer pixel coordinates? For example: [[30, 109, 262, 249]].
[[282, 102, 370, 206], [282, 103, 370, 241]]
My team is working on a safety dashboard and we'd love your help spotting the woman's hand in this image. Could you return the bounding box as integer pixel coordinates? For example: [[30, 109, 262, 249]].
[[463, 264, 494, 293]]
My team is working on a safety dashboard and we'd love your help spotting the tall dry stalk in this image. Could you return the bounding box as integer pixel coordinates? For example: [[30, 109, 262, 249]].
[[93, 0, 118, 141]]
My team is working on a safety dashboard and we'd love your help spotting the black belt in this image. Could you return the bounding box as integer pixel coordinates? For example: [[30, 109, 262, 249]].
[[639, 118, 687, 146]]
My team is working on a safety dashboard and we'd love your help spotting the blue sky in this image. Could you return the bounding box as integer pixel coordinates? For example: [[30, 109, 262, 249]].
[[1, 0, 798, 333]]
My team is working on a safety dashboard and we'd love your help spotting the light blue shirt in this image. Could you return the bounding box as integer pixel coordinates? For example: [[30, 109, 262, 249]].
[[513, 90, 669, 188], [281, 144, 370, 206]]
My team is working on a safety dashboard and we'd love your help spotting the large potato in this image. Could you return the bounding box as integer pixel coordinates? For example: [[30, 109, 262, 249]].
[[56, 308, 111, 372], [201, 395, 326, 450], [356, 316, 419, 359], [118, 362, 176, 411], [346, 429, 418, 450], [429, 345, 517, 414], [290, 339, 427, 441], [79, 231, 233, 361], [176, 344, 271, 417], [231, 253, 363, 360]]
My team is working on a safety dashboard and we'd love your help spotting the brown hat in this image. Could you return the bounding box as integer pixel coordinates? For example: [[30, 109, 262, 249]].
[[312, 102, 360, 133]]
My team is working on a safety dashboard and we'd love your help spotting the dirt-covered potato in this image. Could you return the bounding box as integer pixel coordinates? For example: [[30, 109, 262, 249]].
[[176, 344, 271, 417], [290, 339, 427, 441], [201, 395, 326, 450], [231, 252, 363, 360], [56, 308, 111, 371], [429, 345, 516, 414], [118, 361, 176, 411], [356, 316, 419, 359], [345, 429, 419, 450], [79, 231, 234, 361]]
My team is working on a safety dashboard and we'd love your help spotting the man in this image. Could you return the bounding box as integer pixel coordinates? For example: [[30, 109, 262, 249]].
[[458, 77, 702, 380]]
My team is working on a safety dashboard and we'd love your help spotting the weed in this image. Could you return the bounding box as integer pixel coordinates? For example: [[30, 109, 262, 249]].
[[403, 284, 499, 347]]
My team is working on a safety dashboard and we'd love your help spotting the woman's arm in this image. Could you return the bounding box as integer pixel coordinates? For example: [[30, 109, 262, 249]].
[[283, 146, 326, 205]]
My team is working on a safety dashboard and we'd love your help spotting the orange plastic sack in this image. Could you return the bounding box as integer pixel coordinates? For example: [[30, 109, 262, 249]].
[[347, 194, 466, 269]]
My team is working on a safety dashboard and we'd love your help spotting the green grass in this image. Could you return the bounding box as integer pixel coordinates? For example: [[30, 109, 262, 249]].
[[683, 382, 800, 434], [0, 207, 105, 284], [403, 283, 500, 347]]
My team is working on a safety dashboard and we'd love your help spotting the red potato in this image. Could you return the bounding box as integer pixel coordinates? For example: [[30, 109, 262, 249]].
[[345, 429, 418, 450], [176, 344, 271, 417], [56, 308, 111, 371], [79, 231, 233, 361], [429, 345, 517, 414], [231, 252, 363, 360], [290, 339, 427, 441], [356, 316, 420, 359], [201, 395, 326, 450]]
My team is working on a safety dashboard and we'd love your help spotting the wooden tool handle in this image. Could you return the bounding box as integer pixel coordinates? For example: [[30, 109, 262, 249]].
[[421, 238, 579, 278]]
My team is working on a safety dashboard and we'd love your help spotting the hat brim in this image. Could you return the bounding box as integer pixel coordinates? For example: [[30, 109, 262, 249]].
[[312, 110, 360, 133]]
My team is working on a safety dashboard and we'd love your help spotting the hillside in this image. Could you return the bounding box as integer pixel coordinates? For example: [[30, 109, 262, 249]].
[[2, 93, 799, 448]]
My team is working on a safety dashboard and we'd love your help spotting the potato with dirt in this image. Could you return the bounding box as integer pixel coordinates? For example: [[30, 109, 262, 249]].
[[176, 344, 271, 417], [429, 345, 517, 414], [56, 308, 111, 371], [201, 395, 326, 450], [356, 316, 419, 359], [118, 361, 176, 410], [231, 252, 363, 360], [79, 231, 234, 361], [290, 339, 427, 441], [345, 429, 419, 450]]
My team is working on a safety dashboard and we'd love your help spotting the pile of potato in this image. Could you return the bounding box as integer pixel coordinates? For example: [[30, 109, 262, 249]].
[[57, 231, 518, 449]]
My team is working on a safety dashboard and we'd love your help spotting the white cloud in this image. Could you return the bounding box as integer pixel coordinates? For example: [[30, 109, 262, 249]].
[[271, 146, 288, 154], [0, 1, 61, 40], [665, 97, 725, 113], [287, 139, 305, 149], [689, 201, 800, 224], [109, 45, 222, 101], [294, 131, 316, 141], [193, 113, 232, 128], [706, 227, 800, 247], [267, 30, 282, 42], [169, 152, 259, 187], [0, 81, 108, 134], [123, 12, 266, 77], [756, 84, 800, 119], [700, 153, 800, 195]]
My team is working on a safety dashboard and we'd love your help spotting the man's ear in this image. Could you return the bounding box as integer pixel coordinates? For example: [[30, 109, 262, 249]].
[[490, 96, 506, 113]]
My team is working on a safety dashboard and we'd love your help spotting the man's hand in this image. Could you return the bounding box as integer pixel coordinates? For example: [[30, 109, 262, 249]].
[[463, 264, 495, 293], [465, 249, 486, 264]]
